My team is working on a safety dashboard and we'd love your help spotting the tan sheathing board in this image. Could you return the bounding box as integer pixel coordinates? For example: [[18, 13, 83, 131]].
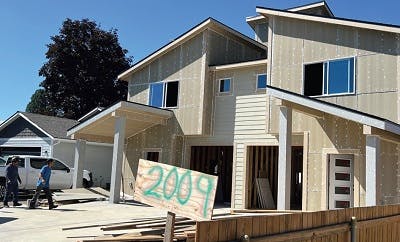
[[127, 28, 266, 136], [207, 29, 266, 66], [270, 16, 399, 123], [268, 101, 400, 211], [128, 33, 205, 135], [122, 118, 183, 196]]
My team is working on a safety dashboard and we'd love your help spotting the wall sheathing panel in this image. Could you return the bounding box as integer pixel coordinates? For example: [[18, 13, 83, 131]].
[[268, 16, 400, 210], [379, 140, 400, 205], [207, 29, 266, 66], [271, 16, 399, 123], [128, 33, 205, 136], [123, 118, 183, 195]]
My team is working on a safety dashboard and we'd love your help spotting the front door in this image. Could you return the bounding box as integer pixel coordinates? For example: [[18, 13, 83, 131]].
[[329, 154, 354, 209]]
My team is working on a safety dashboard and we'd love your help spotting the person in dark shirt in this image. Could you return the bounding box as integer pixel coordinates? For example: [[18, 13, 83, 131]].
[[29, 159, 58, 209], [3, 156, 22, 207]]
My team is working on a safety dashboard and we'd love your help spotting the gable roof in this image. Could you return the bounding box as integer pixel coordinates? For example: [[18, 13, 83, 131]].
[[0, 112, 79, 139], [117, 17, 267, 81], [247, 1, 334, 28], [286, 1, 334, 17], [256, 6, 400, 34]]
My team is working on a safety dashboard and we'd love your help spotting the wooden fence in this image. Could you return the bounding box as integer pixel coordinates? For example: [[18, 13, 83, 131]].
[[196, 204, 400, 241]]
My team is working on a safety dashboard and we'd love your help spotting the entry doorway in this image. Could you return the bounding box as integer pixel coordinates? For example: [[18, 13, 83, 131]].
[[246, 146, 303, 210], [328, 154, 354, 209], [190, 146, 233, 204]]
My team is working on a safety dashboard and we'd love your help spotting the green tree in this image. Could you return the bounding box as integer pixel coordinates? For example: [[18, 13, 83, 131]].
[[26, 89, 53, 115], [27, 18, 132, 119]]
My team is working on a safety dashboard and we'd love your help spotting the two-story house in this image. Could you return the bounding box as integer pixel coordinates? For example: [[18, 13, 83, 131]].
[[68, 1, 400, 212]]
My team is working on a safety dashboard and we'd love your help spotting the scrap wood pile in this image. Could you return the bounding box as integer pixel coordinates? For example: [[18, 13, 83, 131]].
[[67, 216, 196, 242]]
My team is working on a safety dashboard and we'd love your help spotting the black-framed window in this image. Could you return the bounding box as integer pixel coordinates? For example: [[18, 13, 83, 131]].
[[149, 81, 179, 108], [304, 57, 355, 96]]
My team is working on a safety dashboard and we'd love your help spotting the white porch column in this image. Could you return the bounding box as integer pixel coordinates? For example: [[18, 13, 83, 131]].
[[277, 106, 292, 210], [73, 139, 86, 189], [110, 116, 126, 204], [366, 135, 380, 206]]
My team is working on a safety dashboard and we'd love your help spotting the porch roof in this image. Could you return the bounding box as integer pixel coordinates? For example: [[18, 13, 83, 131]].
[[266, 85, 400, 136], [67, 101, 173, 143]]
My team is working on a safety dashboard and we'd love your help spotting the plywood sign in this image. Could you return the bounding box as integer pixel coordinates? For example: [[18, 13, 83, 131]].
[[134, 159, 218, 221]]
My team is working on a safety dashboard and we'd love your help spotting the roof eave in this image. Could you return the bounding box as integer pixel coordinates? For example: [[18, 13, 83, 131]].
[[266, 86, 400, 136], [118, 18, 267, 82], [287, 1, 334, 17], [0, 112, 54, 139], [256, 7, 400, 34]]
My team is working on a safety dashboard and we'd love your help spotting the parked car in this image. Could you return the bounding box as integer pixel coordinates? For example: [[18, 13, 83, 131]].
[[0, 156, 93, 198]]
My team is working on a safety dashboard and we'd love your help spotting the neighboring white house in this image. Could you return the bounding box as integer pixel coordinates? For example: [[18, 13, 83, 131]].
[[0, 112, 113, 188]]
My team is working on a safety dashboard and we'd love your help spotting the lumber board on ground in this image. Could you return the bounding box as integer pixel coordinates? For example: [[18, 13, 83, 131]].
[[101, 217, 191, 231], [82, 235, 165, 242]]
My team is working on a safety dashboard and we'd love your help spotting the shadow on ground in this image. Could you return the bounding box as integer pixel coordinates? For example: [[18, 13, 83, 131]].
[[0, 217, 17, 225]]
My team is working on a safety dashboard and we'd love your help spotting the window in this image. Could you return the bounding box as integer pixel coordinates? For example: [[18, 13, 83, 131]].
[[304, 57, 355, 96], [145, 152, 160, 162], [0, 157, 6, 167], [257, 74, 267, 90], [149, 81, 179, 108], [52, 159, 68, 170], [219, 78, 231, 93], [30, 158, 47, 169]]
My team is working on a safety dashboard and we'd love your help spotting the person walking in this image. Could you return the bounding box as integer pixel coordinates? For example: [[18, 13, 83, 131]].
[[29, 159, 58, 209], [3, 156, 22, 207]]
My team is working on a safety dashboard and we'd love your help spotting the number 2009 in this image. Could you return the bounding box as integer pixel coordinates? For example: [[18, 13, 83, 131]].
[[143, 165, 214, 217]]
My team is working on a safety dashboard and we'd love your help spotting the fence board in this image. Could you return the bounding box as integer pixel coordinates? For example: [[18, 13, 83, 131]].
[[196, 204, 400, 242]]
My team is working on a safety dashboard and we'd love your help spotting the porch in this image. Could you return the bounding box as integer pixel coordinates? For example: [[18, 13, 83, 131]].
[[267, 85, 400, 210], [66, 101, 173, 203]]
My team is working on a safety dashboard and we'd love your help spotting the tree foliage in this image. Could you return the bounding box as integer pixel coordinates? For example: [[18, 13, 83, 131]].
[[27, 18, 132, 119], [26, 89, 53, 115]]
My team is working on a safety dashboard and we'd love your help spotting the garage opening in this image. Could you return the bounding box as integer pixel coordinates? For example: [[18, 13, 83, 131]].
[[190, 146, 233, 204], [246, 146, 303, 210], [0, 147, 41, 157]]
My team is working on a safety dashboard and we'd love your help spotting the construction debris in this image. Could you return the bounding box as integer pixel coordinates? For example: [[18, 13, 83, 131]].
[[70, 216, 196, 242]]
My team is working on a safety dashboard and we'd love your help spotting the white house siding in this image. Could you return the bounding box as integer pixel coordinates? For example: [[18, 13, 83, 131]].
[[233, 94, 278, 209], [0, 137, 52, 157], [52, 141, 113, 188], [213, 66, 281, 209]]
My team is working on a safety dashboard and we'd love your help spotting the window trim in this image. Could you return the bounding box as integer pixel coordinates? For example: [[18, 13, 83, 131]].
[[143, 148, 162, 163], [148, 80, 180, 109], [217, 77, 233, 95], [256, 73, 267, 90], [303, 56, 356, 97]]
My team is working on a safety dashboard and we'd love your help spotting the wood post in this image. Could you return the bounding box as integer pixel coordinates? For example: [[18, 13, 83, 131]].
[[164, 211, 176, 242], [351, 216, 357, 242]]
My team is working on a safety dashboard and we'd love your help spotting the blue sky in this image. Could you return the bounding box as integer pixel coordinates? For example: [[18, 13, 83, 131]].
[[0, 0, 399, 122]]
